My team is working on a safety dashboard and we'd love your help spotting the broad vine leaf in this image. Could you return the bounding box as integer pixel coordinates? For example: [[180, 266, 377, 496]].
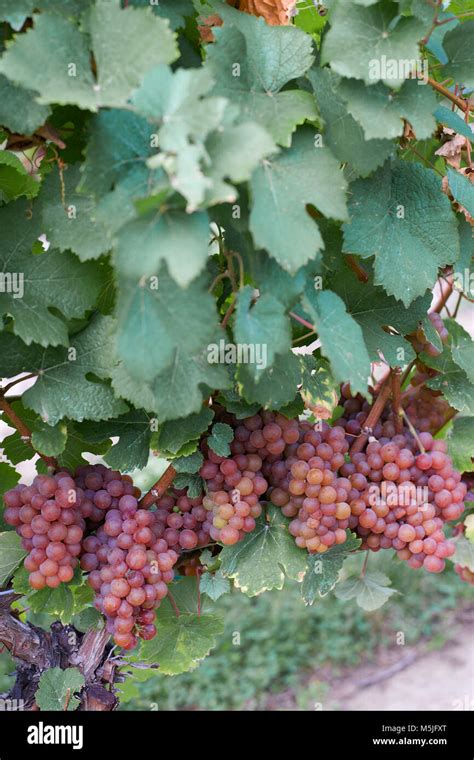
[[343, 160, 459, 306], [22, 315, 128, 425], [447, 168, 474, 217], [234, 285, 291, 378], [246, 250, 313, 309], [200, 571, 231, 601], [249, 127, 348, 272], [131, 0, 194, 31], [56, 424, 112, 471], [442, 21, 474, 90], [0, 201, 107, 347], [335, 569, 398, 611], [77, 410, 153, 472], [301, 531, 361, 604], [447, 417, 474, 473], [0, 151, 40, 201], [0, 2, 177, 110], [31, 421, 67, 457], [422, 350, 474, 415], [157, 408, 214, 455], [135, 577, 224, 674], [299, 355, 339, 419], [447, 319, 474, 384], [0, 531, 26, 586], [303, 287, 370, 395], [40, 165, 110, 262], [219, 504, 307, 596], [173, 473, 203, 498], [308, 68, 394, 177], [337, 78, 437, 140], [0, 75, 50, 134], [321, 1, 424, 88], [450, 534, 474, 571], [115, 208, 210, 288], [207, 423, 234, 457], [36, 667, 85, 711], [237, 351, 302, 409], [205, 4, 316, 147], [173, 450, 203, 474]]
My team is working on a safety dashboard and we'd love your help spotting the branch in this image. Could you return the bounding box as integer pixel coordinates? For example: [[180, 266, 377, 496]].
[[349, 377, 392, 455], [289, 311, 315, 331], [139, 464, 177, 509], [346, 255, 369, 283], [0, 393, 58, 469], [430, 268, 454, 314], [426, 76, 470, 112]]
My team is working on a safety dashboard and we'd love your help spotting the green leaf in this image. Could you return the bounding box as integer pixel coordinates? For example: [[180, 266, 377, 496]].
[[115, 208, 210, 288], [31, 421, 67, 457], [205, 3, 315, 146], [299, 355, 339, 419], [237, 351, 302, 409], [434, 106, 474, 142], [450, 534, 474, 571], [447, 416, 474, 473], [173, 450, 203, 474], [301, 532, 362, 604], [322, 1, 424, 88], [157, 407, 214, 455], [40, 165, 110, 262], [343, 160, 459, 306], [307, 68, 394, 177], [0, 531, 26, 587], [335, 569, 398, 611], [23, 315, 128, 425], [134, 578, 224, 674], [56, 424, 112, 471], [0, 75, 51, 134], [215, 387, 261, 419], [246, 250, 313, 310], [200, 571, 231, 601], [447, 319, 474, 384], [71, 607, 104, 633], [0, 150, 40, 201], [234, 285, 291, 378], [131, 0, 194, 31], [442, 20, 474, 89], [303, 287, 370, 395], [0, 201, 107, 347], [337, 79, 437, 140], [249, 128, 348, 273], [219, 505, 307, 596], [173, 473, 203, 498], [36, 667, 85, 711], [77, 410, 152, 472], [447, 168, 474, 217], [0, 3, 177, 110], [422, 350, 474, 415], [207, 422, 234, 458]]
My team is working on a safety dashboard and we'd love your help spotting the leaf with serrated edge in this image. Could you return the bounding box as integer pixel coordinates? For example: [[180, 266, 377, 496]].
[[36, 667, 85, 711], [0, 531, 26, 587], [301, 532, 361, 604], [335, 570, 398, 611]]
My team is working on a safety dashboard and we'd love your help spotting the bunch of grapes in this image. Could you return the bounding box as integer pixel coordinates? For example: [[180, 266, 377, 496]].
[[267, 422, 366, 553], [335, 383, 393, 442], [153, 488, 212, 551], [82, 499, 178, 650], [411, 311, 449, 357], [346, 433, 464, 572], [401, 381, 453, 434], [4, 472, 86, 589]]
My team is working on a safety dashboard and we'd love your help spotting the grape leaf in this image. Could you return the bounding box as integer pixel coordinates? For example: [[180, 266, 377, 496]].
[[303, 287, 370, 395], [115, 208, 210, 288], [449, 534, 474, 571], [56, 424, 112, 471], [447, 416, 474, 473], [307, 68, 394, 177], [321, 1, 424, 88], [40, 164, 110, 262], [135, 578, 224, 674], [0, 151, 40, 201], [447, 319, 474, 384], [36, 667, 85, 712], [173, 473, 203, 498], [31, 421, 67, 457], [337, 78, 437, 140], [0, 531, 26, 586], [343, 160, 459, 306], [442, 21, 474, 90], [447, 168, 474, 217], [301, 531, 362, 605], [173, 450, 203, 474], [249, 127, 348, 273], [207, 423, 234, 457], [0, 201, 107, 347], [335, 569, 398, 611], [115, 269, 222, 382], [131, 0, 194, 30], [0, 3, 177, 110], [205, 6, 316, 146], [0, 75, 50, 134], [434, 106, 474, 143], [237, 351, 302, 409], [245, 250, 314, 310], [299, 355, 339, 419], [157, 408, 214, 455], [219, 504, 307, 596], [23, 315, 128, 425], [200, 571, 231, 601], [77, 410, 152, 472], [234, 285, 291, 378], [421, 350, 474, 415]]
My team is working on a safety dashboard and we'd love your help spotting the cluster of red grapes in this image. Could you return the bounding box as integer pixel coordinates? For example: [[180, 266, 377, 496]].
[[344, 433, 463, 572], [401, 380, 453, 434], [411, 311, 449, 357], [81, 501, 178, 650]]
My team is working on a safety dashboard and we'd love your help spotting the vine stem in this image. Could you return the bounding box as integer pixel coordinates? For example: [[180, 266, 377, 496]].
[[289, 311, 314, 331], [139, 464, 177, 509], [346, 255, 369, 283], [1, 373, 37, 394], [425, 76, 470, 113], [0, 393, 57, 469], [391, 367, 403, 434], [400, 409, 426, 454], [430, 269, 454, 314], [349, 377, 392, 455]]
